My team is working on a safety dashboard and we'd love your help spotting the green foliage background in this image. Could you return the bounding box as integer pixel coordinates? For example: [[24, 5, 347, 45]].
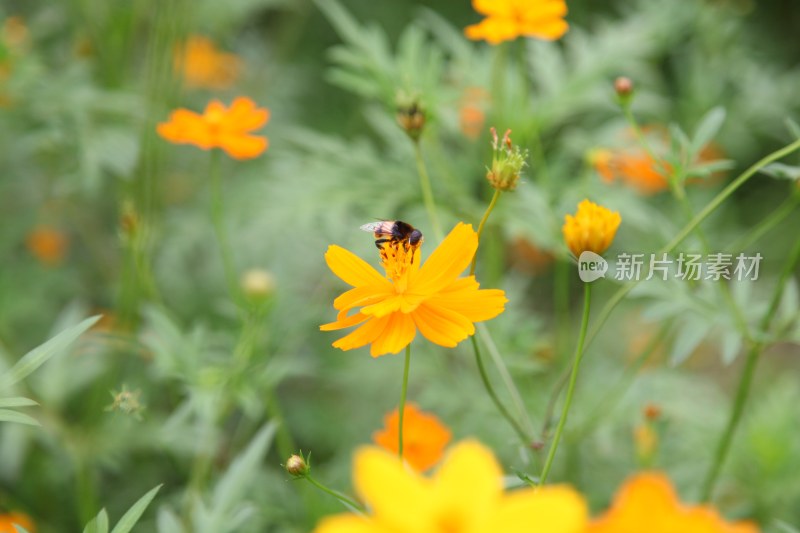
[[1, 0, 799, 531]]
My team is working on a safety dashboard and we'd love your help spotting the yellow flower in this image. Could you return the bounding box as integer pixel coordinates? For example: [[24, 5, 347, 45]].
[[372, 404, 452, 472], [177, 35, 242, 90], [313, 440, 588, 533], [320, 222, 508, 357], [465, 0, 569, 45], [588, 472, 760, 533], [562, 199, 621, 257]]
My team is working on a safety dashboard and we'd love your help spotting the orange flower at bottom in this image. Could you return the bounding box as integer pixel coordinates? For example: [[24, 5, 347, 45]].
[[0, 512, 34, 533], [320, 222, 508, 357], [26, 225, 68, 266], [588, 473, 760, 533], [156, 97, 269, 160], [372, 404, 451, 472]]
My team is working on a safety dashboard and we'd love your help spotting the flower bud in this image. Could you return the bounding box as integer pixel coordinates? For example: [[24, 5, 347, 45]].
[[562, 199, 621, 257], [285, 453, 309, 478], [241, 268, 276, 302], [395, 91, 426, 141], [486, 127, 528, 191], [614, 76, 634, 106], [644, 403, 662, 422]]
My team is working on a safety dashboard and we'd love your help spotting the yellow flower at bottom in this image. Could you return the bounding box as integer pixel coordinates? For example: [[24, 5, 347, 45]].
[[372, 404, 451, 472], [320, 223, 508, 357], [313, 440, 588, 533], [588, 472, 760, 533], [562, 199, 621, 257]]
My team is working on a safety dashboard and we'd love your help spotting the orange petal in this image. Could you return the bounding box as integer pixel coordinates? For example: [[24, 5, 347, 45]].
[[320, 311, 369, 331], [369, 312, 416, 357], [519, 18, 569, 40], [426, 282, 507, 323], [218, 133, 268, 159], [464, 16, 520, 44], [472, 0, 514, 17], [313, 513, 391, 533], [228, 96, 270, 131], [325, 245, 389, 288], [413, 223, 477, 295], [411, 302, 475, 348], [333, 284, 392, 312], [331, 314, 389, 352]]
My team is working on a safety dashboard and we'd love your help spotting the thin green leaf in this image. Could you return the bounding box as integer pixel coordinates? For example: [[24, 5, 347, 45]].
[[0, 315, 100, 389], [785, 118, 800, 140], [760, 162, 800, 182], [690, 107, 726, 158], [13, 526, 31, 533], [0, 397, 38, 408], [110, 484, 163, 533], [83, 509, 110, 533], [0, 409, 40, 426], [671, 319, 712, 366], [775, 520, 800, 533]]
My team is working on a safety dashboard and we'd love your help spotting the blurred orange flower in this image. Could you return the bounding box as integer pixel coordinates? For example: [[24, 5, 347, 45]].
[[26, 225, 68, 266], [321, 222, 507, 357], [0, 512, 34, 533], [177, 35, 242, 90], [459, 87, 489, 140], [157, 97, 269, 160], [588, 473, 760, 533], [590, 148, 670, 195], [465, 0, 569, 44], [372, 403, 452, 471]]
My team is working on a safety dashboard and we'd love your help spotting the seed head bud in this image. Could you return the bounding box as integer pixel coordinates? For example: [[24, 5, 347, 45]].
[[614, 76, 634, 106], [486, 128, 528, 191], [285, 454, 309, 478], [644, 403, 662, 421]]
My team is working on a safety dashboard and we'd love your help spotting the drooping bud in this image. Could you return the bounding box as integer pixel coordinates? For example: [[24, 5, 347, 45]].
[[486, 127, 528, 191]]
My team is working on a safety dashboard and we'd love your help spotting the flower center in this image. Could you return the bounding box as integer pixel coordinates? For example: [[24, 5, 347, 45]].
[[379, 239, 421, 290]]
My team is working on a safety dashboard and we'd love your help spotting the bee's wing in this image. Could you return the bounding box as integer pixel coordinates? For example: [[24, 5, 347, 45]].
[[360, 221, 386, 233]]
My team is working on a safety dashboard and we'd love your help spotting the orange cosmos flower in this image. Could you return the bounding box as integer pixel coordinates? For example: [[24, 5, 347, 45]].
[[0, 512, 34, 533], [177, 35, 242, 90], [321, 222, 508, 357], [590, 148, 670, 195], [26, 225, 68, 266], [156, 97, 269, 160], [562, 199, 621, 257], [372, 404, 452, 472], [588, 472, 759, 533], [465, 0, 569, 45]]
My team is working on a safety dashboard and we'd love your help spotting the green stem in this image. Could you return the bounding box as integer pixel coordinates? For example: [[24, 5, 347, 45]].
[[700, 233, 800, 500], [209, 150, 241, 306], [398, 345, 411, 460], [539, 282, 592, 486], [304, 475, 365, 513], [583, 137, 800, 351], [471, 335, 532, 449], [413, 143, 443, 241], [726, 191, 800, 252], [470, 189, 501, 275]]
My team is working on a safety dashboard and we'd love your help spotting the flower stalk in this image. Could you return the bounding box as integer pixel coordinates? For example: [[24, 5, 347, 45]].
[[539, 282, 591, 486], [413, 143, 443, 241], [398, 345, 411, 460], [209, 149, 241, 306]]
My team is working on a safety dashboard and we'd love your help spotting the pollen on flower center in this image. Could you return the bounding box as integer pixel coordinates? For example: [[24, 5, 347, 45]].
[[379, 240, 420, 287]]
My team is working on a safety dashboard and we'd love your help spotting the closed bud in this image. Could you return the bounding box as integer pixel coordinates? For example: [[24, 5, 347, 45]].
[[285, 454, 309, 478], [241, 268, 276, 302], [395, 91, 426, 141], [614, 76, 634, 106], [486, 127, 528, 191]]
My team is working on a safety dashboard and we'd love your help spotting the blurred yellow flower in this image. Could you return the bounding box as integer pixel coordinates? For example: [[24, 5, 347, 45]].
[[465, 0, 569, 45], [26, 225, 68, 266], [313, 440, 588, 533], [177, 35, 242, 90], [157, 97, 269, 160], [320, 222, 507, 357], [0, 512, 34, 533], [588, 472, 760, 533], [372, 403, 452, 472], [562, 199, 621, 257]]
